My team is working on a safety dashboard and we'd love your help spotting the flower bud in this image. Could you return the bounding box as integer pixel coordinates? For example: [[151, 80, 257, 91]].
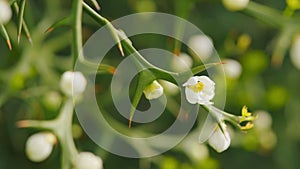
[[74, 152, 103, 169], [0, 0, 12, 24], [223, 59, 242, 79], [222, 0, 249, 11], [143, 80, 164, 100], [171, 53, 193, 72], [26, 132, 56, 162], [60, 71, 87, 97], [188, 35, 214, 61]]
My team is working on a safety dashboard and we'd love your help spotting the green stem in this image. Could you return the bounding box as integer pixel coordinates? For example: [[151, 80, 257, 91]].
[[71, 0, 83, 68], [244, 1, 288, 28]]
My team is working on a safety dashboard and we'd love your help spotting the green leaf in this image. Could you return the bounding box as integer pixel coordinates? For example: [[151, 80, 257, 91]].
[[244, 1, 288, 28], [45, 17, 71, 33], [12, 1, 32, 44], [0, 24, 12, 50], [17, 0, 26, 44]]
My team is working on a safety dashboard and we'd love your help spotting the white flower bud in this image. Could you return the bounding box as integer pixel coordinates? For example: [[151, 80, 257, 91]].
[[290, 34, 300, 70], [188, 35, 214, 61], [223, 59, 242, 79], [74, 152, 103, 169], [183, 76, 215, 105], [253, 110, 272, 131], [171, 53, 193, 72], [0, 0, 12, 25], [222, 0, 249, 11], [208, 124, 231, 153], [26, 132, 56, 162], [143, 80, 164, 100], [60, 71, 87, 97]]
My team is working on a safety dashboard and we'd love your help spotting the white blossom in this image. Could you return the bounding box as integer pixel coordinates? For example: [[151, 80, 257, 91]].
[[143, 80, 163, 100], [26, 132, 56, 162], [222, 0, 249, 11], [0, 0, 12, 25], [208, 123, 231, 153], [74, 152, 103, 169], [183, 76, 215, 105], [60, 71, 87, 97], [188, 35, 214, 61]]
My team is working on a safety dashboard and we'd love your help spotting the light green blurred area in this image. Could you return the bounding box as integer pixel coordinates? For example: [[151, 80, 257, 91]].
[[1, 0, 300, 169]]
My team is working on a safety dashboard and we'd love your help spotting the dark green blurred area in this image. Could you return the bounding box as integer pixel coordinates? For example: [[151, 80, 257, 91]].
[[1, 0, 300, 169]]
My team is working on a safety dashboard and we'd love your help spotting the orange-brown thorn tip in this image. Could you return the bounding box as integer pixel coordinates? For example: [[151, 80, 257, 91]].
[[45, 27, 54, 33], [108, 67, 116, 74], [173, 49, 180, 56], [118, 43, 125, 57], [6, 39, 12, 50], [128, 117, 133, 128], [28, 37, 32, 44], [16, 120, 28, 128]]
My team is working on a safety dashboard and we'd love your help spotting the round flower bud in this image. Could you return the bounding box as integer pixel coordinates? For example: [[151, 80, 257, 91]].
[[0, 0, 12, 24], [183, 76, 215, 105], [222, 0, 249, 11], [26, 132, 57, 162], [143, 80, 164, 100], [74, 152, 103, 169], [171, 53, 193, 72], [290, 34, 300, 70], [223, 59, 242, 79], [253, 110, 272, 131], [60, 71, 87, 97], [188, 35, 214, 61]]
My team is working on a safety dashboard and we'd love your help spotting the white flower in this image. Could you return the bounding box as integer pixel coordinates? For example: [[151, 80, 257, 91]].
[[188, 35, 214, 61], [0, 0, 12, 25], [74, 152, 103, 169], [290, 34, 300, 70], [60, 71, 87, 97], [159, 80, 179, 95], [223, 59, 242, 79], [222, 0, 249, 11], [26, 132, 57, 162], [171, 53, 193, 72], [208, 123, 231, 153], [183, 76, 215, 105], [143, 80, 163, 100]]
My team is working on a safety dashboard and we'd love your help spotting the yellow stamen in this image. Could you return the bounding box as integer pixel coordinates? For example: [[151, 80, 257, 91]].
[[242, 106, 251, 117], [188, 82, 204, 92]]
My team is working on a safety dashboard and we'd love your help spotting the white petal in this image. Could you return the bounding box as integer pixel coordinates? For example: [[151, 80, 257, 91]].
[[183, 76, 215, 105], [143, 80, 164, 100], [208, 125, 231, 153]]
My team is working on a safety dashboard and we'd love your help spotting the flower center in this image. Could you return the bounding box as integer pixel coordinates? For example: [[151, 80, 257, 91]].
[[188, 81, 204, 92]]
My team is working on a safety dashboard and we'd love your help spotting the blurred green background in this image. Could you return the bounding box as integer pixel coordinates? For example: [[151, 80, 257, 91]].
[[1, 0, 300, 169]]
